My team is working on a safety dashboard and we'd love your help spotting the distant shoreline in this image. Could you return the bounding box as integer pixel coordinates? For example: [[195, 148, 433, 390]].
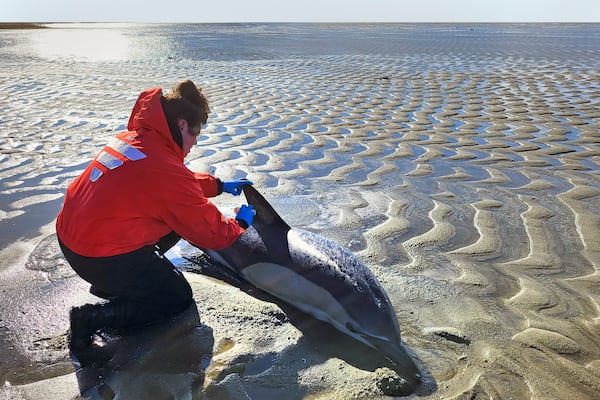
[[0, 22, 598, 29], [0, 23, 48, 29]]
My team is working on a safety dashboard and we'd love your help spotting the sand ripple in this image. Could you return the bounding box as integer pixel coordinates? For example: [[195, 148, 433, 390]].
[[1, 24, 600, 399]]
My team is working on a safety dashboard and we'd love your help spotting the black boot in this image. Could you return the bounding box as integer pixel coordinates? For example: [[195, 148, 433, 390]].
[[69, 299, 169, 351], [69, 303, 105, 351], [69, 300, 131, 351]]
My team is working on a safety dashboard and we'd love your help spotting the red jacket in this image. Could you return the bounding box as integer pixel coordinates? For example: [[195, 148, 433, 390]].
[[56, 87, 244, 257]]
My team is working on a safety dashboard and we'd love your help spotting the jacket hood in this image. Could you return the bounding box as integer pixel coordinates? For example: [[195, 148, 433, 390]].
[[127, 88, 184, 160]]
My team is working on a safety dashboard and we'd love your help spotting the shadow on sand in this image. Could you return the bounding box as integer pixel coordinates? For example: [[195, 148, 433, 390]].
[[70, 303, 213, 399], [186, 254, 435, 398], [69, 256, 434, 399]]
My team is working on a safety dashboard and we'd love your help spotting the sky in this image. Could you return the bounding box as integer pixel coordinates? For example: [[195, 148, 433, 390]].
[[2, 0, 599, 23]]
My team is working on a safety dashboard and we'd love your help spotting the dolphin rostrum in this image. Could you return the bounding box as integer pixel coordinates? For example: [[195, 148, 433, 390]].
[[197, 185, 420, 387]]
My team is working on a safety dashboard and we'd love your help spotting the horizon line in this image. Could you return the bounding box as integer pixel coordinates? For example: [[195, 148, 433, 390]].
[[2, 21, 599, 25]]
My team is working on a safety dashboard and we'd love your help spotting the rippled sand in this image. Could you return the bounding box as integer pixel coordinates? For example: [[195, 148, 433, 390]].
[[1, 24, 600, 399]]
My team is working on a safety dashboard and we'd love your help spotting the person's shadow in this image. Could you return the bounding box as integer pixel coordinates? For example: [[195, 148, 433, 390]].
[[71, 303, 214, 399], [69, 255, 433, 399]]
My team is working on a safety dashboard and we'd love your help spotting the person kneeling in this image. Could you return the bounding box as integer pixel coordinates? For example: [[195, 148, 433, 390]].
[[56, 79, 255, 350]]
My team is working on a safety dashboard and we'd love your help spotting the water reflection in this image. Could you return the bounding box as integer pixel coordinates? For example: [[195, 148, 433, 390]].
[[26, 23, 174, 62]]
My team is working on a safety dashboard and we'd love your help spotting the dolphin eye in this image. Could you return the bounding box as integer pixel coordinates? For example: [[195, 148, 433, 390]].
[[346, 321, 363, 334]]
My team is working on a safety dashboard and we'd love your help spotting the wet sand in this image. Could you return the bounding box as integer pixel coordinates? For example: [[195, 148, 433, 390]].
[[1, 23, 600, 399]]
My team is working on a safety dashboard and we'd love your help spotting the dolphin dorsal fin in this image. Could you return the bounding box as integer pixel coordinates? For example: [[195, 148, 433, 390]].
[[242, 185, 292, 262], [243, 185, 291, 229]]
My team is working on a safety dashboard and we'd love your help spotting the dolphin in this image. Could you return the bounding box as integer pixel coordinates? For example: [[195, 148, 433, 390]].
[[197, 185, 420, 387]]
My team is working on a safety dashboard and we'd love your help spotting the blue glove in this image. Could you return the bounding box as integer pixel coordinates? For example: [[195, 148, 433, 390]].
[[222, 178, 253, 196], [235, 204, 256, 229]]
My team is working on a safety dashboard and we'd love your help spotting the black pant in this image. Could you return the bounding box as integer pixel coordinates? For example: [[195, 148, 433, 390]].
[[59, 232, 193, 326]]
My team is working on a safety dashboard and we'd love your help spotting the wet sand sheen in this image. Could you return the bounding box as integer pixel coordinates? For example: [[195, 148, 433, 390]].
[[1, 23, 600, 399]]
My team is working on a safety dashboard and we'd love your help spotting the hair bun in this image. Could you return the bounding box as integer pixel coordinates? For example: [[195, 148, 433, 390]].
[[173, 80, 204, 107]]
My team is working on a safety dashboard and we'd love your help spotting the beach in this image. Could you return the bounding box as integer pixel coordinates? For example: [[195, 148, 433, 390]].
[[1, 23, 599, 399]]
